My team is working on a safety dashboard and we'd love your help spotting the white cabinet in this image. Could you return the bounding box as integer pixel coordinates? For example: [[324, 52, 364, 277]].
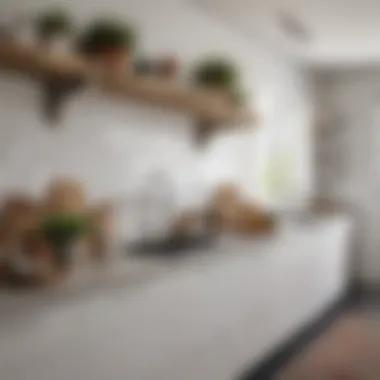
[[0, 216, 352, 380]]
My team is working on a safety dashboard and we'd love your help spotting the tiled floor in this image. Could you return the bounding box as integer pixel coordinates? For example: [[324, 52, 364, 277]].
[[276, 309, 380, 380]]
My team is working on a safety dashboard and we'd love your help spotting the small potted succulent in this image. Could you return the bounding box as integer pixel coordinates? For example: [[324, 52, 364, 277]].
[[40, 212, 90, 270], [78, 18, 137, 77], [193, 57, 239, 89], [192, 57, 244, 104], [35, 8, 73, 50]]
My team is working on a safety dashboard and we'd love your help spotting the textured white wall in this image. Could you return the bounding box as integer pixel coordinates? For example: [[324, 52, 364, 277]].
[[314, 68, 380, 285], [0, 0, 313, 213]]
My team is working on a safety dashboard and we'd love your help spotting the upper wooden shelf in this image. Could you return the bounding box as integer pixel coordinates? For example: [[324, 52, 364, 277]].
[[0, 38, 253, 125]]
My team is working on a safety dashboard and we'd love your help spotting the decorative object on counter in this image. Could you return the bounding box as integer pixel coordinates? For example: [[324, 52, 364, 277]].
[[209, 183, 275, 235], [39, 212, 90, 269], [0, 195, 40, 258], [0, 259, 50, 288], [130, 209, 217, 257], [87, 202, 114, 261], [210, 183, 240, 231], [42, 178, 114, 263], [35, 8, 73, 50], [130, 231, 215, 257], [136, 170, 176, 242], [7, 228, 58, 286], [234, 200, 276, 235], [78, 17, 137, 78], [0, 178, 116, 288], [170, 210, 205, 238], [43, 178, 87, 214], [0, 195, 54, 287], [128, 172, 218, 257]]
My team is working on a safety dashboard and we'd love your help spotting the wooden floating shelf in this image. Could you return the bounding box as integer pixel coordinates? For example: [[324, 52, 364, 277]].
[[0, 38, 253, 126]]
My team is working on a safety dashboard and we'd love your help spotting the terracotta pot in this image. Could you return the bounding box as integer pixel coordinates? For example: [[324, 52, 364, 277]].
[[97, 47, 132, 78], [201, 85, 233, 109]]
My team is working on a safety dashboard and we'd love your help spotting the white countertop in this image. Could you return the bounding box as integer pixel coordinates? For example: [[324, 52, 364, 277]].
[[0, 213, 353, 380], [0, 214, 352, 314]]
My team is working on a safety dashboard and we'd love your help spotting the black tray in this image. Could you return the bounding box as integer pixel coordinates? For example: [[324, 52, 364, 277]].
[[128, 232, 217, 257]]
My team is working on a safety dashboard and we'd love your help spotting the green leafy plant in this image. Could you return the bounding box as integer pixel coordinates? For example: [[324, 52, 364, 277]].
[[192, 57, 239, 90], [36, 8, 72, 40], [78, 18, 136, 56], [40, 212, 90, 267]]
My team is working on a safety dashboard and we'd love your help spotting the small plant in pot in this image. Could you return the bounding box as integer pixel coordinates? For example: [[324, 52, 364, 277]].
[[192, 57, 249, 106], [39, 212, 90, 270], [78, 18, 137, 77], [35, 8, 73, 49], [192, 57, 239, 93]]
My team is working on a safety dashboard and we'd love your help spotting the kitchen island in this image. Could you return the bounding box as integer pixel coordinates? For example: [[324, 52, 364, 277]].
[[0, 215, 353, 380]]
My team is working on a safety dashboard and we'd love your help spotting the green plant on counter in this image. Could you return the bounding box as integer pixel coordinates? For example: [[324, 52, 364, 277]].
[[192, 57, 240, 90], [39, 212, 90, 268], [36, 8, 73, 41], [78, 18, 137, 56]]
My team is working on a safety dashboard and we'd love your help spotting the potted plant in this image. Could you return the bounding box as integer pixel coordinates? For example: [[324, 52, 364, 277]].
[[35, 8, 73, 49], [39, 212, 90, 269], [192, 57, 239, 92], [193, 57, 248, 108], [78, 18, 137, 76]]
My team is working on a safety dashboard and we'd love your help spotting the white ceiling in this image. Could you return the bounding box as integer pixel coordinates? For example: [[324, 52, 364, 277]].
[[193, 0, 380, 67]]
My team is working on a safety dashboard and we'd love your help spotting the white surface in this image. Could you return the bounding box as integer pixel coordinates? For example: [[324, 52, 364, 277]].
[[195, 0, 380, 67], [0, 216, 352, 380], [0, 0, 313, 213]]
